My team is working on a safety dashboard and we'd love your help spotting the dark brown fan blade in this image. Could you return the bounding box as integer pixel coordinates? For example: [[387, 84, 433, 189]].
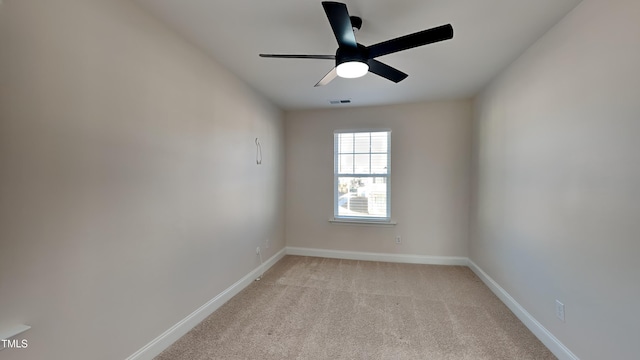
[[315, 67, 338, 87], [367, 24, 453, 59], [322, 2, 357, 49], [367, 59, 408, 83], [259, 54, 335, 60]]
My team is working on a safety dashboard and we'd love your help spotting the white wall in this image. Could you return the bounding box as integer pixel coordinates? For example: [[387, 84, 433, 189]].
[[0, 0, 284, 359], [470, 0, 640, 359], [285, 101, 472, 257]]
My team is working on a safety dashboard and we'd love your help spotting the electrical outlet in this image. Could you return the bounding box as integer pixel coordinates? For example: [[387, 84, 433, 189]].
[[555, 300, 565, 322], [256, 246, 261, 255], [395, 236, 401, 244]]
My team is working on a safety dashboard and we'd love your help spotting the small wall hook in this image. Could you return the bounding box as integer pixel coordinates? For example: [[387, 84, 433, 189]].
[[255, 138, 262, 165]]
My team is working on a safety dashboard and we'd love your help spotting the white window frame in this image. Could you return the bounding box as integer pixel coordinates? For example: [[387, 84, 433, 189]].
[[333, 129, 391, 223]]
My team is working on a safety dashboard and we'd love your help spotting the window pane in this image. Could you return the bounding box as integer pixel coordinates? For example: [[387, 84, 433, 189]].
[[370, 132, 387, 153], [337, 176, 388, 218], [371, 154, 387, 174], [339, 133, 353, 154], [354, 154, 370, 174], [339, 154, 353, 174], [354, 132, 370, 153]]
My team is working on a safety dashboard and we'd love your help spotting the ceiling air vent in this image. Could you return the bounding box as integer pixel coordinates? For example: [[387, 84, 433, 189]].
[[329, 99, 351, 105]]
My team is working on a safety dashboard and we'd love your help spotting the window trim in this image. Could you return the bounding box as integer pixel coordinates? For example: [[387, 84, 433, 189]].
[[333, 129, 392, 223]]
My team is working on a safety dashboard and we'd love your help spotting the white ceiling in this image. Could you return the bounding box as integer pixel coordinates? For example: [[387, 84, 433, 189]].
[[134, 0, 582, 110]]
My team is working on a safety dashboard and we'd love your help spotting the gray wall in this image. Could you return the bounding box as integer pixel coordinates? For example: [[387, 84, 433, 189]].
[[0, 0, 285, 359], [285, 101, 472, 257], [470, 0, 640, 358]]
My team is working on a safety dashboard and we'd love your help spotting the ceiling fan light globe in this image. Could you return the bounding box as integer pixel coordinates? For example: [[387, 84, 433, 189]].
[[336, 61, 369, 78]]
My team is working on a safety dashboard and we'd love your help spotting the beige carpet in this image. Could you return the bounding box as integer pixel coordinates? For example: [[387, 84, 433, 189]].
[[156, 255, 556, 359]]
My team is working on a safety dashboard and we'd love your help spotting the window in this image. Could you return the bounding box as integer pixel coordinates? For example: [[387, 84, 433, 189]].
[[334, 130, 391, 222]]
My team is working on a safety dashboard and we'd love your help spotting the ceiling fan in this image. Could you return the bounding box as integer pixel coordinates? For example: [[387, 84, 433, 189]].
[[259, 1, 453, 87]]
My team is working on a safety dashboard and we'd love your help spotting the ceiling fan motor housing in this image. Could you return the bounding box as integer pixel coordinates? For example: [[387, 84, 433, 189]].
[[336, 44, 369, 66]]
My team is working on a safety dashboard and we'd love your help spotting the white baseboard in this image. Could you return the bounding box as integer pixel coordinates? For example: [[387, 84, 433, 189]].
[[126, 248, 286, 360], [285, 246, 469, 266], [467, 260, 579, 360]]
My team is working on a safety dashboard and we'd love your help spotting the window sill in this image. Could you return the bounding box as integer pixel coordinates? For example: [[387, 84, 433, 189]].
[[329, 218, 397, 226]]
